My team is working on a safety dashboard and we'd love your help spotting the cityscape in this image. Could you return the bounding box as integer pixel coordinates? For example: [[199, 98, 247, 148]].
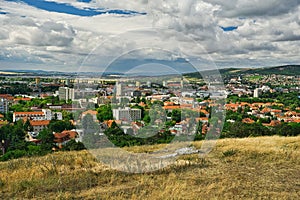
[[1, 0, 300, 199], [0, 66, 299, 155]]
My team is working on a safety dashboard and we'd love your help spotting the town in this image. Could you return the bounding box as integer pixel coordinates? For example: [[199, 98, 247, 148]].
[[0, 67, 299, 161]]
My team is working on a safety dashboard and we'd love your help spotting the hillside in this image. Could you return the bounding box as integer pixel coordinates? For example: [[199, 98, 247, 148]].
[[0, 136, 299, 199], [185, 65, 300, 79]]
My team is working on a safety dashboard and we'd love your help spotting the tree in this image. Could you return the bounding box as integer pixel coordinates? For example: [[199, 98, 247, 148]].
[[171, 109, 181, 123], [37, 128, 54, 152], [48, 120, 75, 133], [63, 139, 86, 151], [97, 105, 113, 122]]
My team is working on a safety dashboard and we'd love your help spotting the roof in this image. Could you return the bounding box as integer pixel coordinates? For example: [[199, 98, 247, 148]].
[[105, 120, 121, 128], [196, 117, 209, 122], [242, 118, 255, 124], [61, 130, 78, 139], [14, 97, 31, 101], [54, 132, 69, 140], [30, 120, 50, 126], [14, 111, 44, 116], [82, 110, 98, 115], [163, 105, 181, 110]]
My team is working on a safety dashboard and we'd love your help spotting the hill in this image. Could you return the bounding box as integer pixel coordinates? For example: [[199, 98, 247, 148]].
[[241, 65, 300, 76], [185, 65, 300, 79], [0, 136, 299, 199]]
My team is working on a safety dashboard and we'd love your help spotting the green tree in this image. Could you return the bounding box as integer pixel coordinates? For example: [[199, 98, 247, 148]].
[[97, 105, 113, 122], [37, 128, 54, 152]]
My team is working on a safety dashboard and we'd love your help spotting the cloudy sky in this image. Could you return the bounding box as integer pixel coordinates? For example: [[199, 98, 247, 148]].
[[0, 0, 299, 72]]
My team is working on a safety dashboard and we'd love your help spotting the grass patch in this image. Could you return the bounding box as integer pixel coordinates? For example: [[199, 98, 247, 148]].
[[0, 136, 299, 199]]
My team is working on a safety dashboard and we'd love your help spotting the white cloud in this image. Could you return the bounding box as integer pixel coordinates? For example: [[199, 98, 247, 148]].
[[0, 0, 299, 71]]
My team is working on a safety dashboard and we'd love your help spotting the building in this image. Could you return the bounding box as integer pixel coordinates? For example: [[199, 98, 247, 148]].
[[81, 110, 98, 121], [54, 130, 79, 148], [13, 110, 62, 122], [13, 111, 45, 122], [253, 88, 262, 98], [0, 98, 9, 113], [58, 87, 75, 101], [29, 120, 50, 134], [115, 82, 122, 96], [113, 107, 141, 122]]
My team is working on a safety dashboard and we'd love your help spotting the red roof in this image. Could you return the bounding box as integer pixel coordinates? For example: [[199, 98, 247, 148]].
[[14, 111, 44, 115], [82, 110, 98, 115], [163, 105, 181, 110], [30, 120, 50, 126], [14, 97, 31, 101]]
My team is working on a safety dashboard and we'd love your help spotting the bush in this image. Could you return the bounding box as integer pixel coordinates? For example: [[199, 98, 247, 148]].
[[63, 139, 86, 151], [0, 150, 27, 161]]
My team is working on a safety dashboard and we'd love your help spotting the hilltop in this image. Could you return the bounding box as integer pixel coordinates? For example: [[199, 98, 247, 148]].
[[0, 136, 299, 199], [185, 65, 300, 79], [220, 65, 300, 76]]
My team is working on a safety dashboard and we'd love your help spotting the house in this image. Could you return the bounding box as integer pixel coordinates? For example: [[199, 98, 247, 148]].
[[82, 110, 98, 121], [104, 120, 122, 128], [242, 118, 255, 124], [163, 105, 181, 112], [13, 110, 62, 122], [13, 111, 45, 122], [30, 120, 50, 133], [54, 130, 79, 148]]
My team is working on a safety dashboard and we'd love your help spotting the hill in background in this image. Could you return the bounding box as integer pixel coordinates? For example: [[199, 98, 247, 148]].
[[185, 65, 300, 79]]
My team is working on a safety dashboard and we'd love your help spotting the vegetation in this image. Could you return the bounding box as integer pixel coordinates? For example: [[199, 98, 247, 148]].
[[0, 136, 299, 199]]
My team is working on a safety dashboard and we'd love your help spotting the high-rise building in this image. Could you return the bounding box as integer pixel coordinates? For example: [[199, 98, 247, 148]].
[[115, 82, 122, 96], [0, 98, 9, 113], [253, 88, 262, 98], [58, 87, 75, 101], [113, 107, 141, 122]]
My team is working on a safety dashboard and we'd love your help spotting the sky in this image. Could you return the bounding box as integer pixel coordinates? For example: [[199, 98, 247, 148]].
[[0, 0, 299, 72]]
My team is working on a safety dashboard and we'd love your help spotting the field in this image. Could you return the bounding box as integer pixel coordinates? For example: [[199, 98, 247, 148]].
[[0, 136, 299, 199]]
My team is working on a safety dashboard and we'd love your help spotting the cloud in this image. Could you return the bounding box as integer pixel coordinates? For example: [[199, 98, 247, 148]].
[[0, 0, 299, 71]]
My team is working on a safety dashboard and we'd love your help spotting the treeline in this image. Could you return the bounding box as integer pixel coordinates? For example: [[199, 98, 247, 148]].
[[0, 119, 84, 161], [221, 121, 300, 138]]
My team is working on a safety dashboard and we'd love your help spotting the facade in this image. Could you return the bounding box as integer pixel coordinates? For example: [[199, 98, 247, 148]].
[[113, 107, 141, 122], [13, 110, 62, 122], [82, 110, 98, 121], [115, 82, 122, 96], [253, 88, 262, 98], [13, 111, 45, 122], [29, 120, 50, 134], [58, 87, 75, 101], [0, 98, 9, 113]]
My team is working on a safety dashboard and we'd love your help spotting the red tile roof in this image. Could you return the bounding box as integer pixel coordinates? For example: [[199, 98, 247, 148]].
[[14, 111, 44, 115], [30, 120, 50, 126], [82, 110, 98, 115]]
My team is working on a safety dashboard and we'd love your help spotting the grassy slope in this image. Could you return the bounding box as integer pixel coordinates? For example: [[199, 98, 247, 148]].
[[0, 136, 299, 199]]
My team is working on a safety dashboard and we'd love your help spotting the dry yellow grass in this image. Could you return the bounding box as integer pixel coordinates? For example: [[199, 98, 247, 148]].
[[0, 136, 299, 199]]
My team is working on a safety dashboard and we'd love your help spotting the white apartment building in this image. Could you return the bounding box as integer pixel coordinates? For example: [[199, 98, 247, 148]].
[[113, 107, 141, 122], [58, 87, 75, 101], [0, 98, 9, 113], [13, 110, 62, 122]]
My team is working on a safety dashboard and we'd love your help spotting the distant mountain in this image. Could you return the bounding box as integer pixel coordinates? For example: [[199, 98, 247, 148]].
[[1, 65, 299, 77]]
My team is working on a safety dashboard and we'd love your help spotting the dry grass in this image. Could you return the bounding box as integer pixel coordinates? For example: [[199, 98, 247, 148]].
[[0, 136, 299, 199]]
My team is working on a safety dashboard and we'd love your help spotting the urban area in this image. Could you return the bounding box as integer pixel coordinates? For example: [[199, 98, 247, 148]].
[[0, 68, 299, 161]]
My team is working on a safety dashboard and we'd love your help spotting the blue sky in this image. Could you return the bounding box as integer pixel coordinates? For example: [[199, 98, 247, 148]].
[[4, 0, 146, 16], [0, 0, 299, 72]]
